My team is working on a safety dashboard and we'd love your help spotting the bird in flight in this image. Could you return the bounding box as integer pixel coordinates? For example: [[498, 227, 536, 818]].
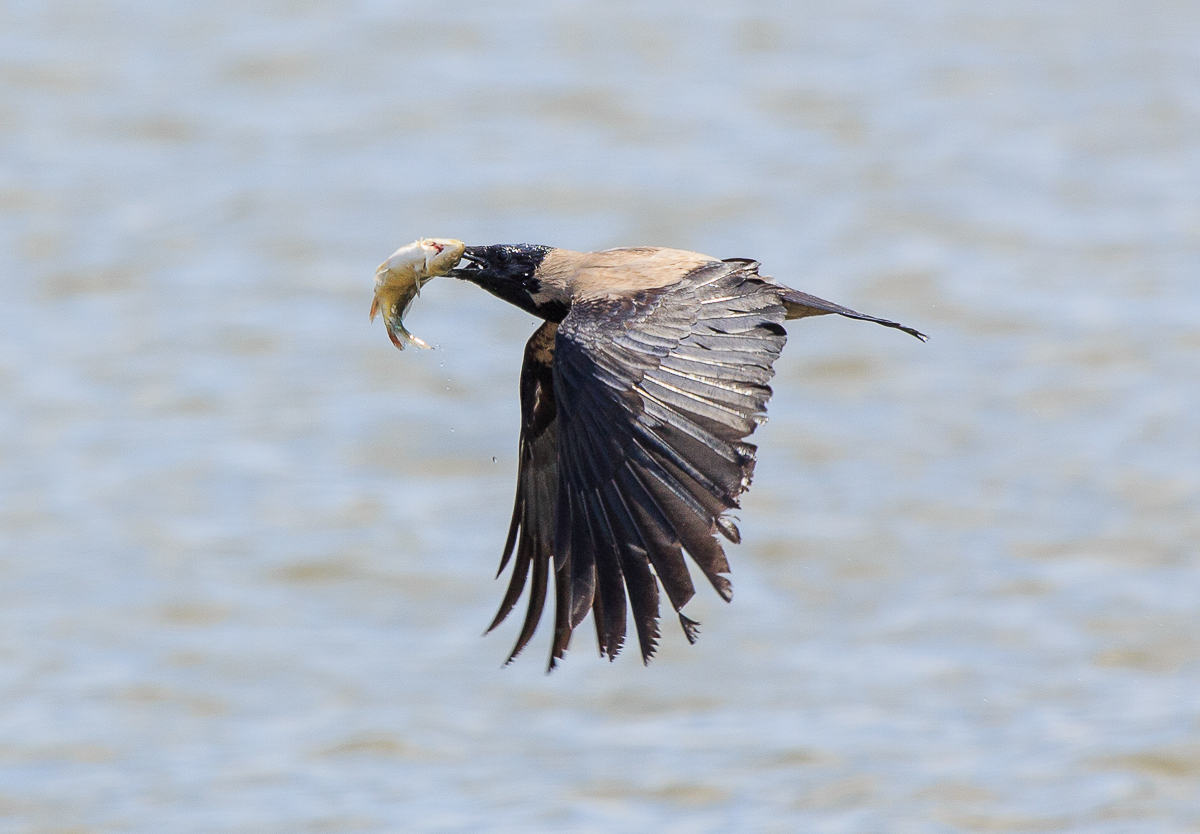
[[373, 239, 926, 669]]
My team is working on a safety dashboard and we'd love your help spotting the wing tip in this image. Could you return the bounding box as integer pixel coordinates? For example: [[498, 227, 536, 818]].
[[679, 613, 701, 645], [715, 515, 741, 544]]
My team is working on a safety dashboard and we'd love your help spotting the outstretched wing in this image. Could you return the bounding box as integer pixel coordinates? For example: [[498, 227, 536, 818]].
[[552, 259, 788, 666], [489, 258, 787, 668]]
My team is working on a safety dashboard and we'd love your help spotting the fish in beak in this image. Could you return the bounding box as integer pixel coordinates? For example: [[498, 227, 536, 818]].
[[371, 237, 466, 349]]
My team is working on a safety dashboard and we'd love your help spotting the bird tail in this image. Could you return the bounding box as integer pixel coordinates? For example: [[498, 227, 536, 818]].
[[778, 287, 927, 341]]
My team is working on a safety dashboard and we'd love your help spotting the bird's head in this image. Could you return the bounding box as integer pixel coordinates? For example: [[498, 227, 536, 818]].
[[448, 244, 552, 283], [447, 243, 564, 320]]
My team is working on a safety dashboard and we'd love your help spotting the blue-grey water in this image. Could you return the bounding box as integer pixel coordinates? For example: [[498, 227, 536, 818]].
[[2, 2, 1199, 831]]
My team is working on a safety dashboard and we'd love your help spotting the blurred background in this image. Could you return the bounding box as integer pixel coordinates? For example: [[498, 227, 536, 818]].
[[1, 1, 1198, 831]]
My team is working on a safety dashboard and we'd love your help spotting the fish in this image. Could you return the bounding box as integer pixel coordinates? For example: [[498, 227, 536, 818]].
[[370, 238, 466, 350]]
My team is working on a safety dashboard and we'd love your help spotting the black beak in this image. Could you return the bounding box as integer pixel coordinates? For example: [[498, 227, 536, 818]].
[[447, 246, 486, 278]]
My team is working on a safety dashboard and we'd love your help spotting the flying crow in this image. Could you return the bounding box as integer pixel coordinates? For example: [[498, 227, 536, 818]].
[[384, 242, 926, 668]]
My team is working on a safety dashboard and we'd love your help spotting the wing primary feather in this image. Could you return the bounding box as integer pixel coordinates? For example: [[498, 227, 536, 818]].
[[631, 421, 743, 514], [586, 490, 628, 660], [716, 515, 741, 544], [638, 465, 734, 602], [627, 438, 725, 533], [555, 442, 600, 632], [601, 481, 664, 662], [498, 488, 523, 577], [488, 439, 557, 635], [504, 538, 548, 664], [638, 398, 749, 463], [679, 613, 701, 644], [618, 460, 697, 612], [548, 551, 573, 670], [589, 565, 606, 658], [486, 534, 532, 634]]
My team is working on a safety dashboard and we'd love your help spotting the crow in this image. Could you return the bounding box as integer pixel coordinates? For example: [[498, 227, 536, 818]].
[[424, 244, 926, 668]]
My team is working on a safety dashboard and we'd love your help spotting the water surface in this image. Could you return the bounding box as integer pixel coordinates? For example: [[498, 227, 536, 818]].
[[1, 1, 1199, 831]]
